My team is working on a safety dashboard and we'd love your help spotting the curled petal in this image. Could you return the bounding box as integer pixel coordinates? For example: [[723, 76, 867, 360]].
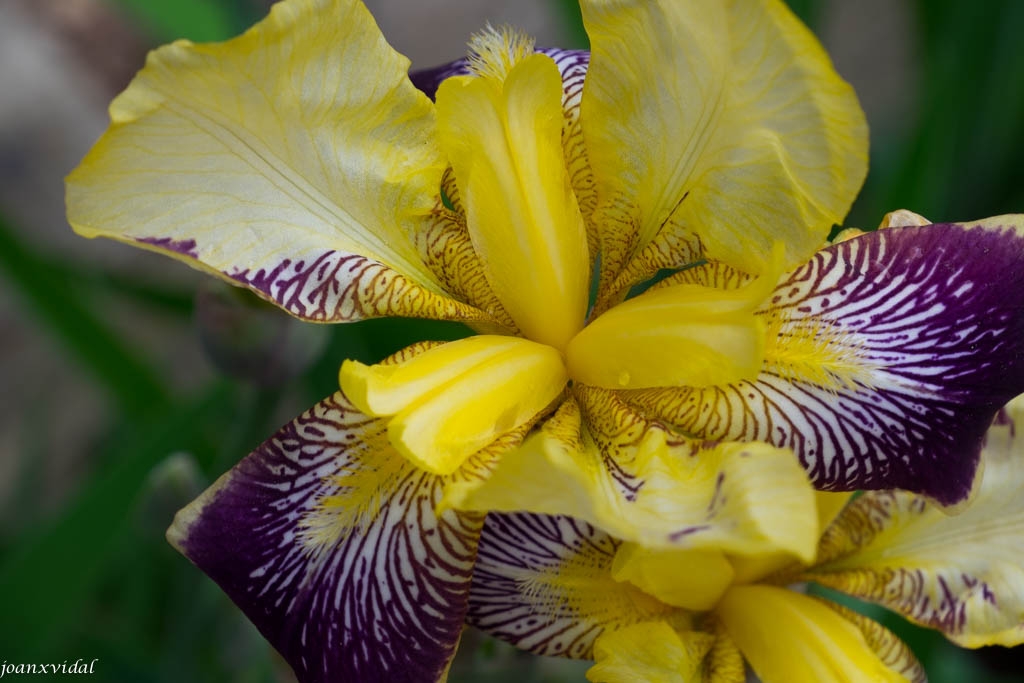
[[447, 388, 818, 561], [586, 622, 745, 683], [167, 392, 480, 683], [628, 218, 1024, 504], [567, 250, 782, 389], [409, 57, 471, 100], [413, 48, 603, 292], [467, 512, 673, 658], [340, 335, 567, 475], [67, 0, 492, 324], [803, 396, 1024, 648], [610, 545, 735, 611]]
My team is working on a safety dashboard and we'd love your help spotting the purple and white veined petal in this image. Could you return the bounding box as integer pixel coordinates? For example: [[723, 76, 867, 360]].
[[467, 512, 673, 659], [628, 217, 1024, 505], [167, 392, 481, 683], [410, 48, 588, 100], [802, 394, 1024, 649]]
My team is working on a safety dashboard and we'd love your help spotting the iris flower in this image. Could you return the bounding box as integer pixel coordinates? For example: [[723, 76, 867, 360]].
[[64, 0, 1024, 680], [470, 394, 1024, 682]]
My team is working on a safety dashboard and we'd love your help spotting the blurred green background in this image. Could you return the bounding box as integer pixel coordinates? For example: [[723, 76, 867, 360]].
[[0, 0, 1022, 681]]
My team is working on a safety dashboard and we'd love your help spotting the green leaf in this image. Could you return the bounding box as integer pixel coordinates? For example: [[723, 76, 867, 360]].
[[104, 0, 249, 43], [783, 0, 821, 28]]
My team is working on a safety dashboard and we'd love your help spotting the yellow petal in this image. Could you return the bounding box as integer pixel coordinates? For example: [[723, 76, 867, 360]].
[[567, 248, 782, 389], [340, 335, 527, 416], [341, 336, 567, 476], [436, 51, 590, 350], [727, 490, 851, 588], [66, 0, 485, 324], [446, 388, 818, 561], [822, 600, 927, 683], [717, 585, 906, 682], [586, 622, 717, 683], [580, 0, 867, 283], [804, 397, 1024, 648], [611, 544, 735, 611]]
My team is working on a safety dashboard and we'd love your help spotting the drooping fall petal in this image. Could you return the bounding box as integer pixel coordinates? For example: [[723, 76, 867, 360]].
[[446, 388, 818, 561], [802, 395, 1024, 648], [67, 0, 493, 325], [628, 217, 1024, 505], [580, 0, 867, 297], [167, 392, 480, 683], [466, 512, 674, 658]]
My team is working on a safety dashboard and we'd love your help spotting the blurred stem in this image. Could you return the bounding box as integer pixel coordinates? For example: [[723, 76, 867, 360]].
[[67, 265, 196, 317], [0, 383, 231, 656], [209, 385, 283, 474], [551, 0, 588, 48], [0, 212, 171, 417]]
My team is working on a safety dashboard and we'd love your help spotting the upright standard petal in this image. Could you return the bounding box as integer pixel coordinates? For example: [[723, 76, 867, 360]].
[[628, 217, 1024, 504], [167, 392, 480, 683], [67, 0, 487, 324], [580, 0, 867, 291], [467, 512, 674, 658], [803, 395, 1024, 648], [436, 46, 590, 350]]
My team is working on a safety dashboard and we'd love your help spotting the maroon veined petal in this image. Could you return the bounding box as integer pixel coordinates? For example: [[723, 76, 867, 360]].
[[409, 48, 589, 100], [409, 57, 469, 100], [466, 512, 672, 659], [167, 392, 482, 683], [628, 217, 1024, 505]]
